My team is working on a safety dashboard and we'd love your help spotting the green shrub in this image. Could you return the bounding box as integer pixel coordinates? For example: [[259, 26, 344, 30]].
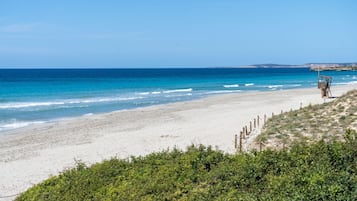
[[17, 130, 357, 201]]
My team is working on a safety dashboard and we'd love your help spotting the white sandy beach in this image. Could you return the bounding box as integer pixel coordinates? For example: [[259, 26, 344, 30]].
[[0, 84, 356, 199]]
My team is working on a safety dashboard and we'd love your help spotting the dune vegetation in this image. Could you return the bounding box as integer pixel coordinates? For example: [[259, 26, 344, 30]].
[[257, 90, 357, 149], [17, 129, 357, 201]]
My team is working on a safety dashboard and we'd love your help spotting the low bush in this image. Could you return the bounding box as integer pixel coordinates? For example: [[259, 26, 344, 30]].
[[17, 130, 357, 201]]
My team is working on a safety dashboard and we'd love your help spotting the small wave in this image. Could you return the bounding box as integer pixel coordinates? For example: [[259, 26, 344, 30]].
[[244, 83, 254, 86], [137, 92, 150, 95], [343, 75, 357, 80], [334, 81, 357, 85], [163, 88, 193, 94], [285, 84, 302, 87], [164, 92, 194, 98], [0, 120, 46, 132], [83, 113, 94, 116], [138, 91, 162, 95], [0, 102, 65, 109], [223, 84, 239, 88], [0, 96, 144, 109], [71, 97, 143, 104], [205, 90, 242, 95], [267, 85, 283, 89]]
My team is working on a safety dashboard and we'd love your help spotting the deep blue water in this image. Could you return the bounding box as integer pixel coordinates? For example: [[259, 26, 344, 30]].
[[0, 68, 356, 132]]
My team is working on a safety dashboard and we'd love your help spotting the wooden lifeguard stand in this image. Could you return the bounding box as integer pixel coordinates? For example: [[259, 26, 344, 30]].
[[318, 75, 332, 98]]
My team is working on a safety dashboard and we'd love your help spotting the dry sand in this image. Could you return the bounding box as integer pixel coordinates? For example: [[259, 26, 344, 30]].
[[0, 84, 356, 199]]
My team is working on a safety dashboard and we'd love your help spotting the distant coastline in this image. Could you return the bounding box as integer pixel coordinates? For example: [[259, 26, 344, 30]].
[[239, 64, 308, 68], [225, 63, 357, 71], [307, 63, 357, 71]]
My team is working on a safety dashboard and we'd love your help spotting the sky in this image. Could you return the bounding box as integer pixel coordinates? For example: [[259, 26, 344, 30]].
[[0, 0, 356, 68]]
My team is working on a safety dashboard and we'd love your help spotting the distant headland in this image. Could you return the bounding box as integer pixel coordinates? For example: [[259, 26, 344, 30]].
[[239, 64, 308, 68], [307, 63, 357, 71], [237, 63, 357, 71]]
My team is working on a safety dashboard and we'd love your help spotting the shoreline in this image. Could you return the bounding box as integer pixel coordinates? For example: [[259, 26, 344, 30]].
[[0, 84, 356, 199], [0, 87, 311, 135]]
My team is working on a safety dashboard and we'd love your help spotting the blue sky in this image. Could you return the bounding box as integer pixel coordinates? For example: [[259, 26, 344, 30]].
[[0, 0, 356, 68]]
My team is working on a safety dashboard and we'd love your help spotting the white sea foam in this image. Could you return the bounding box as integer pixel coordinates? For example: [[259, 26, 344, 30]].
[[139, 91, 162, 95], [223, 84, 239, 88], [244, 83, 254, 86], [163, 92, 194, 98], [205, 90, 241, 94], [0, 102, 65, 109], [138, 92, 150, 95], [334, 81, 357, 85], [163, 88, 193, 94], [285, 84, 302, 87], [0, 120, 46, 132], [267, 85, 283, 89], [0, 96, 144, 109], [342, 75, 356, 81], [72, 96, 143, 104]]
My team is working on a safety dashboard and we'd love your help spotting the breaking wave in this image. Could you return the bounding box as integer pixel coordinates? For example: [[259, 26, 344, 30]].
[[0, 96, 144, 109]]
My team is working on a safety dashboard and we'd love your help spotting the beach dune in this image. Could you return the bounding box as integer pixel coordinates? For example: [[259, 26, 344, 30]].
[[0, 84, 356, 199]]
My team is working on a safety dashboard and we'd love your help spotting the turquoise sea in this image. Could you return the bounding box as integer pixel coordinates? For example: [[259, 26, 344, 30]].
[[0, 68, 356, 132]]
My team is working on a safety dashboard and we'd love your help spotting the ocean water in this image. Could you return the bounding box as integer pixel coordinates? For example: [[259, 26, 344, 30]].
[[0, 68, 356, 132]]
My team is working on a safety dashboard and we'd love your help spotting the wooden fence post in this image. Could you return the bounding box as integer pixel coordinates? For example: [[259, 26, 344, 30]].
[[257, 115, 260, 127], [239, 132, 243, 152], [234, 134, 238, 149], [264, 114, 267, 124], [259, 142, 263, 152], [250, 121, 252, 133], [254, 118, 256, 128]]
